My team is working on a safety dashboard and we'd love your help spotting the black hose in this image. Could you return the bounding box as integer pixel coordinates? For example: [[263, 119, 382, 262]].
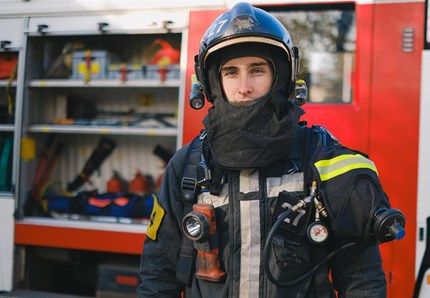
[[263, 208, 358, 287]]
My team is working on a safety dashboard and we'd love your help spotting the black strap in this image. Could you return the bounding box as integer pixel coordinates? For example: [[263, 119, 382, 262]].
[[176, 239, 196, 286], [312, 244, 334, 297], [302, 125, 336, 295], [298, 125, 315, 195], [176, 135, 202, 286], [208, 164, 222, 196], [181, 137, 201, 202]]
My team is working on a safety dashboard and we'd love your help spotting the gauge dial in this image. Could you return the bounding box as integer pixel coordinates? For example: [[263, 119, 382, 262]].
[[307, 221, 329, 244]]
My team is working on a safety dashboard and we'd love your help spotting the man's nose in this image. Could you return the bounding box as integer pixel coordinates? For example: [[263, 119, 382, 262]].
[[238, 77, 253, 95]]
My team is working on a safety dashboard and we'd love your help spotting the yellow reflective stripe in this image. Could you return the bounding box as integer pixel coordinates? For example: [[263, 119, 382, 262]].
[[315, 154, 361, 167], [318, 162, 378, 181], [314, 154, 378, 181]]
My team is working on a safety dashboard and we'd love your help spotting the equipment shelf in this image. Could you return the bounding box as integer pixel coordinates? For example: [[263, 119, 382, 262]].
[[0, 125, 14, 132], [15, 217, 147, 254], [27, 125, 178, 136], [0, 80, 17, 87], [28, 79, 181, 88]]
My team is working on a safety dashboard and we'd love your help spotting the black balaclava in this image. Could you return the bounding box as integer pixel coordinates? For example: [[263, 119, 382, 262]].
[[202, 42, 304, 170]]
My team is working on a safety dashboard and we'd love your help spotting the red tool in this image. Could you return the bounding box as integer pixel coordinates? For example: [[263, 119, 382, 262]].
[[84, 50, 92, 83], [24, 136, 64, 215], [143, 39, 180, 81]]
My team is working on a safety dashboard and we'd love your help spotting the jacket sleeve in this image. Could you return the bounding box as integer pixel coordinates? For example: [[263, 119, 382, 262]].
[[330, 243, 387, 297], [137, 145, 190, 298], [326, 150, 387, 297], [313, 145, 388, 297]]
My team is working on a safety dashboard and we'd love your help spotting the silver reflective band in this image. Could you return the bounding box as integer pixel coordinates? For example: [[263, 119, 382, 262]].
[[205, 36, 291, 63]]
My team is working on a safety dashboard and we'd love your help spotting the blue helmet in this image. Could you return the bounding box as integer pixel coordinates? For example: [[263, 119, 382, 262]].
[[195, 2, 299, 104]]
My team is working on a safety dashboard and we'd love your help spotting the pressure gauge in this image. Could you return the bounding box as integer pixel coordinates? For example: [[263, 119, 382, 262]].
[[307, 221, 329, 244]]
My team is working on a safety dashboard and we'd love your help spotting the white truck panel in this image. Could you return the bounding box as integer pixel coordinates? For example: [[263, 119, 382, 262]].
[[0, 197, 15, 292], [0, 18, 24, 48], [28, 11, 187, 35]]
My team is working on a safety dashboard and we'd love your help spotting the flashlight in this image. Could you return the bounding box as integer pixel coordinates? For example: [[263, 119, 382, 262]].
[[182, 203, 226, 282], [294, 79, 308, 106], [182, 204, 215, 241], [189, 74, 205, 110]]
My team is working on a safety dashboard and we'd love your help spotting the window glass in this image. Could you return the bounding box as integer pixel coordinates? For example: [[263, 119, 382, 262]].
[[427, 0, 430, 48], [270, 5, 356, 103]]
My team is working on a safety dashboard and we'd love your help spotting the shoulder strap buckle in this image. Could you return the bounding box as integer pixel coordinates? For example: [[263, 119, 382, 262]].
[[181, 175, 198, 202]]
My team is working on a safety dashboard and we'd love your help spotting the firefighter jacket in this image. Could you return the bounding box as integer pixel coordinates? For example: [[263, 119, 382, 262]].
[[137, 130, 387, 298]]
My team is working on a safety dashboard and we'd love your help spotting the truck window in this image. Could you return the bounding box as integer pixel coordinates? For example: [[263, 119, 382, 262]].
[[269, 4, 356, 104]]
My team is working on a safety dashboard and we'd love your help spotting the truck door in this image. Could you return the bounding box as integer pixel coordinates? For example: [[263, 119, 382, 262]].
[[184, 2, 423, 297], [415, 2, 430, 294]]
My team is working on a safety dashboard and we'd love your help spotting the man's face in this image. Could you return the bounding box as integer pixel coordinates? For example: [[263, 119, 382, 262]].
[[220, 56, 273, 105]]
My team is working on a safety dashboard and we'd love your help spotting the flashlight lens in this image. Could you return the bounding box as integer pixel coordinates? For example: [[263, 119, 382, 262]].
[[190, 97, 204, 110], [186, 217, 202, 237]]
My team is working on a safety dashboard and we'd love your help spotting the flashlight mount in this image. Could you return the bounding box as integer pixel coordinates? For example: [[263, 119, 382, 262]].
[[182, 203, 226, 282]]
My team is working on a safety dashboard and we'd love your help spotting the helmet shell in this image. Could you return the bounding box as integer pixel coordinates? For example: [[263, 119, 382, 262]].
[[195, 2, 297, 103]]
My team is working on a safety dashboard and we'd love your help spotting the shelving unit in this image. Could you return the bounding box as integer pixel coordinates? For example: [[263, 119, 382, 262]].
[[0, 8, 191, 295], [13, 12, 188, 254]]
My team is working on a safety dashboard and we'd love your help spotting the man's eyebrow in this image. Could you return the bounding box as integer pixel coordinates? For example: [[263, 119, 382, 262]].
[[221, 65, 238, 72], [249, 61, 269, 67], [221, 61, 269, 71]]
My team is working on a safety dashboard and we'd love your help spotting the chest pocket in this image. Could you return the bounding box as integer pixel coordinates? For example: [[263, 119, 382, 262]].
[[272, 191, 313, 246]]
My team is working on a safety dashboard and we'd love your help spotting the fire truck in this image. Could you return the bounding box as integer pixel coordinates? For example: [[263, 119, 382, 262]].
[[0, 0, 428, 297]]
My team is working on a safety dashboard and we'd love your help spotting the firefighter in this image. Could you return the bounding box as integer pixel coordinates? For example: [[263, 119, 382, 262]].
[[138, 2, 399, 297]]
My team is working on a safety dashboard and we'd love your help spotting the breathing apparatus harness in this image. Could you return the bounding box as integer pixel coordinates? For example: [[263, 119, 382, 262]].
[[177, 123, 406, 288]]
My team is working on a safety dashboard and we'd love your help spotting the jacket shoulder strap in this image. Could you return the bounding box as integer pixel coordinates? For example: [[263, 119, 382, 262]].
[[297, 124, 339, 296], [298, 124, 340, 192], [181, 135, 201, 202], [176, 134, 202, 286]]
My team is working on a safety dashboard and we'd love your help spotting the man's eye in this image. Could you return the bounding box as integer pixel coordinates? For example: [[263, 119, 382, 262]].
[[223, 70, 237, 76], [253, 68, 263, 73]]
